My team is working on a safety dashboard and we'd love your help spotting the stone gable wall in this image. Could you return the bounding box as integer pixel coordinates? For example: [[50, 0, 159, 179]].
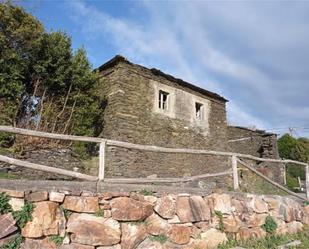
[[228, 127, 279, 159], [1, 188, 309, 249], [228, 127, 284, 184], [99, 62, 229, 179]]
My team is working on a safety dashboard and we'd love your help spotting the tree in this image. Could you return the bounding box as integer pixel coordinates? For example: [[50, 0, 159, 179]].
[[278, 134, 309, 188], [277, 134, 298, 159], [0, 2, 104, 151], [0, 1, 44, 126]]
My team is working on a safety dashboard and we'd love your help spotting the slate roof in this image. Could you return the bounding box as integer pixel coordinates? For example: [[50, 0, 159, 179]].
[[97, 55, 228, 102]]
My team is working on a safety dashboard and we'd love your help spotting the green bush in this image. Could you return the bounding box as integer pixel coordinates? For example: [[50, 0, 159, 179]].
[[0, 192, 12, 214], [94, 209, 104, 217], [139, 189, 154, 196], [214, 210, 224, 231], [49, 235, 64, 246], [286, 172, 300, 191], [261, 215, 277, 234], [12, 202, 34, 228]]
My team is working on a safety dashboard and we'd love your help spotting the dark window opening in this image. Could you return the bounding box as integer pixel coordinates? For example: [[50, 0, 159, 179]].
[[195, 102, 203, 120], [159, 90, 169, 110]]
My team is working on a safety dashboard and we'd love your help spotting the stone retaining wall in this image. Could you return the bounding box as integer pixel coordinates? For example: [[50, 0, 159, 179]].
[[1, 188, 309, 249]]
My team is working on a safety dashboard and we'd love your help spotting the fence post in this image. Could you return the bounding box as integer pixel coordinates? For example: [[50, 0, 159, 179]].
[[99, 141, 106, 181], [232, 155, 239, 190], [283, 164, 287, 185], [306, 164, 309, 200]]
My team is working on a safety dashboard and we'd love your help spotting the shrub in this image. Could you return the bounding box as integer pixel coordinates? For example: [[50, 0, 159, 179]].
[[49, 235, 64, 246], [261, 215, 277, 234], [0, 192, 12, 214], [94, 209, 104, 217], [12, 202, 34, 228], [214, 210, 224, 231], [139, 189, 154, 196]]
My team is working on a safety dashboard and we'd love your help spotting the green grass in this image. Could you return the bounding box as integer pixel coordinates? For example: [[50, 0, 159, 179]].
[[49, 235, 64, 246], [0, 172, 19, 179], [218, 230, 309, 249], [94, 209, 104, 217], [239, 168, 288, 196], [138, 189, 154, 196]]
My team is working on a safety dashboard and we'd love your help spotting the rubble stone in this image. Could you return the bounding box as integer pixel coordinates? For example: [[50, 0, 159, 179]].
[[110, 197, 153, 221], [63, 196, 99, 213], [67, 213, 120, 246]]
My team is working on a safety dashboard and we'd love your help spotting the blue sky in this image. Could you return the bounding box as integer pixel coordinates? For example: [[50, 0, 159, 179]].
[[20, 0, 309, 137]]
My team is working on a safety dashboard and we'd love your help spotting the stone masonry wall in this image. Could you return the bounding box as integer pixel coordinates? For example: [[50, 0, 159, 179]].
[[228, 126, 284, 184], [0, 149, 92, 180], [228, 126, 279, 159], [1, 188, 309, 249], [99, 62, 229, 179]]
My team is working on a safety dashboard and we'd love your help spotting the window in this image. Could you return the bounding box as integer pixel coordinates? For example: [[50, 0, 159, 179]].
[[195, 102, 203, 120], [159, 90, 169, 110]]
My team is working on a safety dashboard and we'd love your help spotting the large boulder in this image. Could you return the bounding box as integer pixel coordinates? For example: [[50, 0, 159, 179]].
[[20, 238, 56, 249], [211, 194, 232, 214], [154, 195, 176, 219], [121, 223, 147, 249], [9, 197, 24, 211], [249, 197, 268, 214], [222, 215, 242, 233], [49, 192, 65, 203], [0, 213, 17, 239], [62, 196, 99, 213], [136, 238, 164, 249], [237, 227, 266, 240], [59, 243, 95, 249], [168, 225, 191, 245], [22, 201, 64, 238], [25, 191, 48, 202], [285, 221, 303, 234], [193, 228, 228, 249], [176, 196, 210, 222], [0, 189, 24, 198], [110, 197, 153, 221], [146, 213, 171, 235], [302, 205, 309, 225], [247, 213, 268, 228], [67, 213, 120, 246], [97, 245, 121, 249]]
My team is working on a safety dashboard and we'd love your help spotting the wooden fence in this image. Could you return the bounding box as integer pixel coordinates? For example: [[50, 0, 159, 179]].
[[0, 126, 308, 200]]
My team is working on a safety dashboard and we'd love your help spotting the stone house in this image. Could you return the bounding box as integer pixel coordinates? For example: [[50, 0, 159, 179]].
[[97, 55, 229, 179]]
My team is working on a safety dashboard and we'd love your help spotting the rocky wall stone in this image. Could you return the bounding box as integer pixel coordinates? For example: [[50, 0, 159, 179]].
[[1, 188, 309, 249]]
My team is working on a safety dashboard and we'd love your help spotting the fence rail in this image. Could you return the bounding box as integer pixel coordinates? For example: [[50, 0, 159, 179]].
[[0, 125, 308, 200]]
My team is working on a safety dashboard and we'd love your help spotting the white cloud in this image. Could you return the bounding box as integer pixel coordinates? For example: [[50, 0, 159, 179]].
[[66, 0, 309, 136]]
